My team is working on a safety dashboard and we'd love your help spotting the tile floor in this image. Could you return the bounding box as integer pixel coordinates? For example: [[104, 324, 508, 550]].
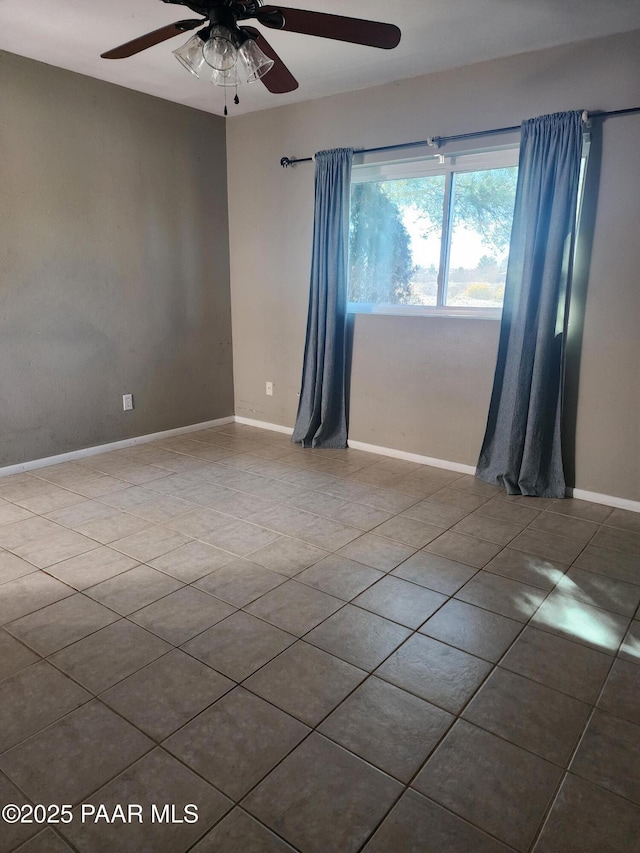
[[1, 422, 640, 852]]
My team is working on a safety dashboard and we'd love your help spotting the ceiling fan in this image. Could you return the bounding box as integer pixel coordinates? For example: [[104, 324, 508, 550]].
[[101, 1, 401, 97]]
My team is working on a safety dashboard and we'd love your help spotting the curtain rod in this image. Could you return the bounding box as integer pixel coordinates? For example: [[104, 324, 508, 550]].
[[279, 106, 640, 168]]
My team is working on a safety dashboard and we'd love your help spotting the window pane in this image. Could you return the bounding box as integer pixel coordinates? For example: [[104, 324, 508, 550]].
[[349, 176, 446, 306], [445, 167, 518, 308]]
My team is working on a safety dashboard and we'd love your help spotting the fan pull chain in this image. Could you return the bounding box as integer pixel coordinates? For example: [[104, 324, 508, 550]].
[[224, 87, 228, 117]]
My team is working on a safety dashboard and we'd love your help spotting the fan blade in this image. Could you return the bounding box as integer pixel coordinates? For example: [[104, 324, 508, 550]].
[[241, 27, 299, 93], [101, 19, 204, 59], [257, 6, 401, 49]]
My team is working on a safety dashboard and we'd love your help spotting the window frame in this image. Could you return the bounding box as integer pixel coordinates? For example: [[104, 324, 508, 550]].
[[347, 145, 521, 319]]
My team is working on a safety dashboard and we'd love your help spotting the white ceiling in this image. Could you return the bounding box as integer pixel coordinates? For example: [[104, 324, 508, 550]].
[[2, 1, 640, 117]]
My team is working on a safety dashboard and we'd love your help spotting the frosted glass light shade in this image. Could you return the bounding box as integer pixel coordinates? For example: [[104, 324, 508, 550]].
[[238, 38, 274, 82], [172, 34, 207, 78], [203, 25, 237, 72]]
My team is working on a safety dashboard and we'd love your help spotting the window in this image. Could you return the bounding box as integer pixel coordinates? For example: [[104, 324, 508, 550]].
[[348, 147, 520, 317]]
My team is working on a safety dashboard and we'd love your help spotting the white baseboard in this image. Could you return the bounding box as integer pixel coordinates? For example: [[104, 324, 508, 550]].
[[3, 413, 638, 514], [347, 438, 477, 475], [568, 487, 640, 514], [234, 416, 294, 436], [0, 416, 235, 478]]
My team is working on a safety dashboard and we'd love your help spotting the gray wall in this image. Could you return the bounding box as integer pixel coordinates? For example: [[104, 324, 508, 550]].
[[227, 29, 640, 502], [1, 51, 233, 467]]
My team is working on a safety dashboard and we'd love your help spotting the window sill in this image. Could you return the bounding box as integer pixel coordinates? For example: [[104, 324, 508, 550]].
[[348, 303, 503, 320]]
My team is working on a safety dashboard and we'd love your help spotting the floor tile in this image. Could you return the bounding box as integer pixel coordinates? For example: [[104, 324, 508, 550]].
[[529, 512, 599, 544], [248, 536, 328, 577], [248, 504, 316, 536], [0, 501, 35, 526], [296, 554, 384, 600], [424, 531, 502, 568], [14, 829, 74, 853], [245, 580, 343, 636], [452, 513, 523, 545], [128, 586, 235, 645], [192, 808, 297, 853], [0, 770, 40, 853], [353, 576, 447, 629], [413, 720, 562, 852], [356, 487, 419, 514], [570, 709, 640, 804], [60, 748, 231, 853], [0, 572, 74, 625], [203, 518, 282, 556], [510, 528, 585, 564], [0, 661, 90, 752], [533, 773, 640, 853], [391, 551, 477, 595], [101, 649, 233, 740], [320, 677, 453, 782], [5, 594, 119, 655], [165, 687, 309, 800], [305, 605, 411, 671], [606, 507, 640, 534], [501, 626, 612, 702], [194, 558, 286, 607], [363, 789, 513, 853], [483, 547, 567, 590], [110, 526, 192, 562], [0, 551, 38, 585], [0, 700, 152, 804], [598, 658, 640, 724], [294, 516, 362, 551], [400, 500, 468, 528], [245, 641, 365, 726], [84, 565, 184, 616], [591, 526, 640, 557], [426, 487, 489, 511], [530, 592, 629, 654], [619, 621, 640, 663], [148, 540, 231, 582], [13, 530, 98, 569], [244, 733, 402, 853], [331, 501, 394, 531], [373, 516, 445, 548], [337, 534, 416, 571], [455, 571, 546, 622], [420, 599, 522, 662], [0, 517, 59, 550], [546, 497, 613, 523], [573, 544, 640, 586], [463, 667, 590, 765], [376, 633, 491, 713], [475, 497, 541, 526], [554, 566, 640, 617], [182, 611, 295, 681], [0, 629, 40, 681], [49, 620, 172, 693], [74, 512, 152, 545], [44, 547, 139, 589]]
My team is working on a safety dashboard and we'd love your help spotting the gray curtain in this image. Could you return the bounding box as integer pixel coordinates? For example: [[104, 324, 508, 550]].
[[292, 148, 353, 448], [476, 111, 584, 498]]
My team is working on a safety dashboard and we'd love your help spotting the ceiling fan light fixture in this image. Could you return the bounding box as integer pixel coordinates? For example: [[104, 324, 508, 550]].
[[172, 32, 207, 78], [238, 38, 274, 83], [203, 25, 238, 72]]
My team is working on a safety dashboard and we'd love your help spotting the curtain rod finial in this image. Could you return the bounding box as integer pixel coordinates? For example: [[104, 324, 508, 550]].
[[281, 157, 292, 168]]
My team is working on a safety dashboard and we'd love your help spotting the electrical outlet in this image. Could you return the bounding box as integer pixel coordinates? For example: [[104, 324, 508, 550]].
[[266, 381, 273, 396], [122, 394, 134, 411]]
